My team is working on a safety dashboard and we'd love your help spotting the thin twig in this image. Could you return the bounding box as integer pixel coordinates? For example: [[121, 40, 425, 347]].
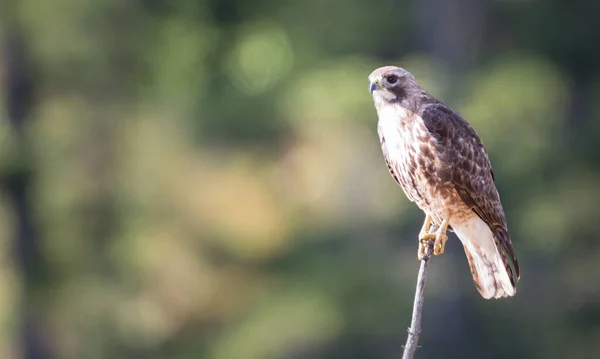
[[402, 241, 433, 359]]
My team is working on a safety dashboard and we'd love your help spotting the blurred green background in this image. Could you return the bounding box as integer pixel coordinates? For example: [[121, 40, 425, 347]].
[[0, 0, 599, 358]]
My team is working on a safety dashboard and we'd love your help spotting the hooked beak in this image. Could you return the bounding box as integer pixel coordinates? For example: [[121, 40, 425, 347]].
[[369, 81, 379, 94]]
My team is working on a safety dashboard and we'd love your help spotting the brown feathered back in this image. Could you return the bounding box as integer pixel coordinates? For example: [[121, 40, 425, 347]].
[[420, 104, 520, 284]]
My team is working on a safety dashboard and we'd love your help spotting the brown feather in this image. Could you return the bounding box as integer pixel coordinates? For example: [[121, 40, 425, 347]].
[[421, 104, 520, 283]]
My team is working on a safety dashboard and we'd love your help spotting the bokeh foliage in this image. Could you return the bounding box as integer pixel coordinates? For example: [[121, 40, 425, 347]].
[[1, 0, 600, 358]]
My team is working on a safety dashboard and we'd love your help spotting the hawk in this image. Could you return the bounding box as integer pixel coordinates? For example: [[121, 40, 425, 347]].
[[368, 66, 520, 299]]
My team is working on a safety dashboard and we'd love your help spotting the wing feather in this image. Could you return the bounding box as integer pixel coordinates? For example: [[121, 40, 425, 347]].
[[421, 104, 520, 281]]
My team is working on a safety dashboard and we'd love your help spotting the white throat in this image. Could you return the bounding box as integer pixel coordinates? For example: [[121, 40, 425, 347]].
[[376, 103, 410, 155]]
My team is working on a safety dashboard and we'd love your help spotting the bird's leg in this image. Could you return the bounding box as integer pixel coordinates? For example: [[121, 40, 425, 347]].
[[418, 214, 433, 241], [433, 212, 452, 256], [418, 215, 436, 260]]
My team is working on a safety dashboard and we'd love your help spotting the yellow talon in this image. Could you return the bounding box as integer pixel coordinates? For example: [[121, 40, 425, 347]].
[[433, 233, 448, 256], [432, 213, 451, 256], [417, 215, 435, 260], [418, 233, 435, 260], [418, 215, 433, 241], [417, 213, 452, 260]]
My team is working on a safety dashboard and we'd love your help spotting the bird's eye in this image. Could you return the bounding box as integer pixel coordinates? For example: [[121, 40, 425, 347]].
[[387, 75, 398, 84]]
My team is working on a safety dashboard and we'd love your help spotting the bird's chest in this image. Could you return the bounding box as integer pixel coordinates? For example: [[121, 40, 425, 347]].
[[377, 106, 443, 209], [378, 107, 426, 177]]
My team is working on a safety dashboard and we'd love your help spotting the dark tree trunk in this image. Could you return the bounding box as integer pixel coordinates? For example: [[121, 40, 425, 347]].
[[414, 0, 488, 72], [3, 29, 53, 359]]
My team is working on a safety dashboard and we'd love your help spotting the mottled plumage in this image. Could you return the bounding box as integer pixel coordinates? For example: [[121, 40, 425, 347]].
[[369, 66, 520, 299]]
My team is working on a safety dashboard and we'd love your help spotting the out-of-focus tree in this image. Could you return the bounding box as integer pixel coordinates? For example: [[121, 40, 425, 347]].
[[0, 0, 599, 358]]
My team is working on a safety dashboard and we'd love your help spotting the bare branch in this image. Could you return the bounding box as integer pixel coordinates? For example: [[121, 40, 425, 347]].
[[402, 242, 433, 359]]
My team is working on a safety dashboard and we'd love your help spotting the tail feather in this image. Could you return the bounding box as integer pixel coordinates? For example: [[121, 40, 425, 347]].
[[463, 243, 515, 299], [453, 216, 517, 299]]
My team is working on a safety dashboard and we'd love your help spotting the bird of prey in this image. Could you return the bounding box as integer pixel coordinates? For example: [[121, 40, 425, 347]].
[[368, 66, 520, 299]]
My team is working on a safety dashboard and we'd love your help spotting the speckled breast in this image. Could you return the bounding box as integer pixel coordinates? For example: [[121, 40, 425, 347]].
[[378, 106, 472, 225]]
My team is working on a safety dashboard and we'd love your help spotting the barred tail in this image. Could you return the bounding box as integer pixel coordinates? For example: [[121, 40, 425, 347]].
[[453, 216, 517, 299]]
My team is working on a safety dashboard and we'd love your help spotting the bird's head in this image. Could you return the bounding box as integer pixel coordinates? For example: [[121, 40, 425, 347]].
[[368, 66, 417, 104]]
